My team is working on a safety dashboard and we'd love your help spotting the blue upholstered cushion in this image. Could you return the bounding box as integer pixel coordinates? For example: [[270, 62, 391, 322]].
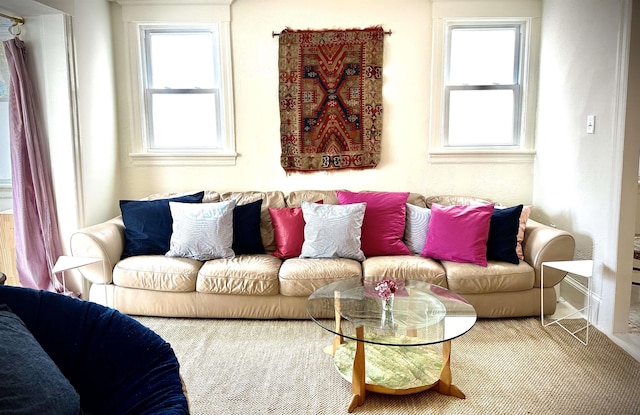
[[120, 191, 205, 258], [0, 304, 82, 414], [233, 199, 266, 255], [0, 286, 189, 415], [487, 204, 524, 264]]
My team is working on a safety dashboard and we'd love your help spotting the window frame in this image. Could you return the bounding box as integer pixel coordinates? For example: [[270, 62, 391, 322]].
[[125, 18, 236, 166], [141, 26, 224, 152], [0, 27, 12, 194], [444, 24, 522, 148], [429, 17, 538, 163]]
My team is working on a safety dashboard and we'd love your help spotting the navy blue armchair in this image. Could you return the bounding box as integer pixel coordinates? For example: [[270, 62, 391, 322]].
[[0, 285, 189, 414]]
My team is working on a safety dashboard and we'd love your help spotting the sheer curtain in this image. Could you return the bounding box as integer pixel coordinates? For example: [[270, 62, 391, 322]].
[[4, 37, 63, 291]]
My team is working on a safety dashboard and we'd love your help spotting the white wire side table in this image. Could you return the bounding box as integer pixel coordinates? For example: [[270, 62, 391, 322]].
[[52, 256, 105, 298], [541, 260, 593, 345]]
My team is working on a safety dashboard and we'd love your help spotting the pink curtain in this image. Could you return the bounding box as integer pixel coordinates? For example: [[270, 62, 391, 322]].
[[4, 38, 63, 291]]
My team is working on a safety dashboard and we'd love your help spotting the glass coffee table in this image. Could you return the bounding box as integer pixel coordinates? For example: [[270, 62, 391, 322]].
[[307, 278, 476, 412]]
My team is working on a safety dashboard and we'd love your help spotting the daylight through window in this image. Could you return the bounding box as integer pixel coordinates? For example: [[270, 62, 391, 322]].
[[444, 24, 523, 148], [142, 27, 225, 151]]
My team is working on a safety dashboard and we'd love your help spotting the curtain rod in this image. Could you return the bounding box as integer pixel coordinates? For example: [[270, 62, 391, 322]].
[[0, 12, 24, 26], [272, 29, 392, 38]]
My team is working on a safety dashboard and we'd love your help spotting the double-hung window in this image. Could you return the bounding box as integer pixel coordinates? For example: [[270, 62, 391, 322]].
[[446, 24, 522, 147], [136, 25, 235, 163], [430, 17, 538, 162]]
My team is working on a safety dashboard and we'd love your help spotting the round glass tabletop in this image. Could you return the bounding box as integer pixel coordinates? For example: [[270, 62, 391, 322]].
[[307, 278, 477, 346]]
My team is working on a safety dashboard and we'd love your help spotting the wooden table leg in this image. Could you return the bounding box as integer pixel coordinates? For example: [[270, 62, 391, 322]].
[[437, 340, 465, 399], [348, 325, 366, 412]]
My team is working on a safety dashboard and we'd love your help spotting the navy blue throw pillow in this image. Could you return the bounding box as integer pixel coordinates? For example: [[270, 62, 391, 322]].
[[0, 304, 82, 415], [233, 199, 266, 255], [486, 204, 523, 264], [120, 191, 205, 258]]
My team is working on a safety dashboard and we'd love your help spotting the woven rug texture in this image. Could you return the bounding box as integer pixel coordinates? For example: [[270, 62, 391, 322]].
[[277, 27, 384, 172], [134, 316, 640, 415]]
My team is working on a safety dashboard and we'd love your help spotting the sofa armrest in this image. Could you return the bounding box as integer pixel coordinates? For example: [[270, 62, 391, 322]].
[[70, 217, 125, 284], [522, 219, 576, 288]]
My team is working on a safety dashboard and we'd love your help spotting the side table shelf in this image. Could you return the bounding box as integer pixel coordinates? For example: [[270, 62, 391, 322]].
[[52, 256, 105, 299], [541, 260, 593, 345]]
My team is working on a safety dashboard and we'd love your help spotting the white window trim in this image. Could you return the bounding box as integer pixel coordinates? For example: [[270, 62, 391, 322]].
[[429, 16, 539, 164], [118, 0, 236, 166]]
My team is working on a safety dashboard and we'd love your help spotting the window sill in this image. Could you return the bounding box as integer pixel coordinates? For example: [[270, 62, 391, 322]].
[[129, 151, 237, 166], [428, 149, 536, 164]]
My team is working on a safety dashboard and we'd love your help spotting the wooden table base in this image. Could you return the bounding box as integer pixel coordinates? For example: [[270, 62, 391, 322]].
[[333, 327, 465, 412]]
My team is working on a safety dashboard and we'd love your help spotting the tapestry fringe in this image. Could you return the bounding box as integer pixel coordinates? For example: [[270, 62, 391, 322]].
[[273, 26, 391, 37]]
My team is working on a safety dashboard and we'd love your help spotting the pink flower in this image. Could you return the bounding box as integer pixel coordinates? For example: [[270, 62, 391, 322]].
[[375, 279, 397, 300]]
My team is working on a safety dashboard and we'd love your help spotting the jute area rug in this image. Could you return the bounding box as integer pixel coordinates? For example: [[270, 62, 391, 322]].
[[134, 316, 640, 415]]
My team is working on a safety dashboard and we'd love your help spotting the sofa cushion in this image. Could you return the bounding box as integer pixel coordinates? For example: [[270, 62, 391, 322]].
[[362, 256, 448, 287], [233, 199, 266, 255], [300, 201, 366, 261], [337, 190, 411, 256], [421, 203, 494, 267], [196, 254, 281, 295], [487, 204, 523, 264], [0, 305, 82, 415], [120, 191, 205, 258], [166, 200, 236, 261], [279, 258, 362, 296], [113, 255, 201, 292], [442, 260, 535, 294], [404, 204, 432, 255]]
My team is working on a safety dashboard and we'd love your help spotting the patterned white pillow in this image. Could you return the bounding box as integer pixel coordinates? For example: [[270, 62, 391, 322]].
[[404, 204, 432, 254], [300, 201, 366, 261], [166, 200, 236, 261]]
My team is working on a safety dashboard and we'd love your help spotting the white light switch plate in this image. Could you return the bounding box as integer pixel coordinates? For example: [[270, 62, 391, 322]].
[[587, 115, 595, 134]]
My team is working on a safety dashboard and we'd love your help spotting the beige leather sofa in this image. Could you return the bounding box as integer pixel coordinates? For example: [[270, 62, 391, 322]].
[[70, 190, 575, 319]]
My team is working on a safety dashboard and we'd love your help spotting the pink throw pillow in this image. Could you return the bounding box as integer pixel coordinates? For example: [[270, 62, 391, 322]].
[[516, 205, 532, 260], [269, 207, 305, 259], [269, 201, 323, 259], [336, 191, 410, 257], [421, 203, 495, 267]]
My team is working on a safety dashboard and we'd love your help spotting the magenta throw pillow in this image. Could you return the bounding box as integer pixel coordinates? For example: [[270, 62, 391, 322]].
[[336, 191, 410, 256], [421, 203, 495, 267]]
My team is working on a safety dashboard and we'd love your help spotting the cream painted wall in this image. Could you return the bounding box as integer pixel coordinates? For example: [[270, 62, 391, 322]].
[[534, 0, 636, 336], [111, 0, 536, 209], [72, 0, 119, 227]]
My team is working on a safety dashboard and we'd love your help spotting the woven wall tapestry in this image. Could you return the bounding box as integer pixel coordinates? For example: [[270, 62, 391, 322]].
[[278, 27, 384, 173]]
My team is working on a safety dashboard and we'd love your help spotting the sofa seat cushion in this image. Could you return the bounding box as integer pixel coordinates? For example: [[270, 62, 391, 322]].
[[196, 254, 281, 295], [279, 258, 362, 297], [442, 260, 534, 295], [362, 256, 448, 288], [113, 256, 201, 292]]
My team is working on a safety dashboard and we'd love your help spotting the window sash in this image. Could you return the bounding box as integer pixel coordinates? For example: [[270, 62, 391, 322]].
[[444, 85, 521, 147], [145, 88, 222, 150]]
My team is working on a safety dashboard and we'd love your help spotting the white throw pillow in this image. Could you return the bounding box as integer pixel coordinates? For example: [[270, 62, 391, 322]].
[[300, 201, 366, 261], [166, 200, 236, 261], [404, 204, 432, 255]]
